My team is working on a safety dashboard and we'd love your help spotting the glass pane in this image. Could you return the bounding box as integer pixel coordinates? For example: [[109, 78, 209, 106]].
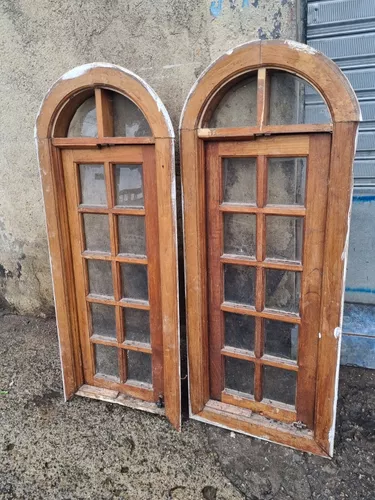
[[87, 260, 113, 297], [209, 75, 257, 128], [266, 216, 304, 262], [267, 158, 306, 206], [224, 213, 256, 257], [269, 70, 331, 125], [112, 92, 152, 137], [91, 303, 116, 339], [224, 312, 255, 351], [127, 350, 152, 384], [115, 164, 144, 208], [79, 164, 107, 206], [68, 96, 97, 137], [83, 214, 110, 253], [224, 264, 255, 306], [118, 216, 146, 256], [225, 357, 254, 395], [223, 157, 256, 204], [264, 320, 298, 361], [124, 308, 150, 344], [121, 264, 148, 301], [265, 269, 300, 314], [95, 345, 119, 380], [263, 366, 296, 406]]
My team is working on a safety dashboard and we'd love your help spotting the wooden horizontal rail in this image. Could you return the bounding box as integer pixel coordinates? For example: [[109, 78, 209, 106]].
[[90, 335, 152, 354], [92, 377, 154, 402], [221, 254, 303, 272], [221, 346, 299, 371], [52, 137, 155, 148], [198, 123, 332, 140], [219, 204, 306, 216], [86, 294, 150, 310], [221, 302, 301, 324], [78, 206, 145, 216], [82, 251, 148, 264]]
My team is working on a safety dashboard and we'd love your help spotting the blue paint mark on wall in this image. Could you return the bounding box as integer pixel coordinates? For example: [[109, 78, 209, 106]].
[[345, 286, 375, 295], [242, 0, 250, 7], [210, 0, 224, 17], [352, 195, 375, 203]]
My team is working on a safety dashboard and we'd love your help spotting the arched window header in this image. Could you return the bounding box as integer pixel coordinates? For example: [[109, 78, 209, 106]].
[[180, 39, 360, 131], [36, 63, 174, 140]]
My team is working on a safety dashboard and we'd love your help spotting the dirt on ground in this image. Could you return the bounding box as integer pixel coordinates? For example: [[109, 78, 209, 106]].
[[0, 314, 374, 499]]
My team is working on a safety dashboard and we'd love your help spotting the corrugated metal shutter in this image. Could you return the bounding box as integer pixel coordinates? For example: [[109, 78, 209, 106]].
[[307, 0, 375, 367]]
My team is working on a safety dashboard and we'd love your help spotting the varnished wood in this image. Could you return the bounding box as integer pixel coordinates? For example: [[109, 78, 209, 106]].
[[221, 302, 301, 324], [257, 68, 269, 129], [95, 88, 114, 137], [219, 204, 306, 216], [222, 347, 298, 371], [52, 137, 155, 147], [220, 255, 303, 272], [218, 136, 309, 156]]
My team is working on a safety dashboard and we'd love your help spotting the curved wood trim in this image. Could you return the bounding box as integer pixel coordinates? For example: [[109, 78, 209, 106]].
[[36, 63, 174, 139], [180, 39, 360, 130]]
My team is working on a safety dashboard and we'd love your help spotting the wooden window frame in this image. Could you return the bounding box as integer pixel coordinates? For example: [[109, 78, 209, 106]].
[[36, 64, 180, 430], [180, 40, 360, 456]]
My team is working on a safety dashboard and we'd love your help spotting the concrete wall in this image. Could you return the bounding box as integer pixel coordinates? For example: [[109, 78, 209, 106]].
[[0, 0, 299, 315]]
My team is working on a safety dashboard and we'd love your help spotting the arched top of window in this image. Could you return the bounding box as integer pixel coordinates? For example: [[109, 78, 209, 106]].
[[181, 39, 360, 131], [36, 63, 173, 140], [66, 89, 152, 138]]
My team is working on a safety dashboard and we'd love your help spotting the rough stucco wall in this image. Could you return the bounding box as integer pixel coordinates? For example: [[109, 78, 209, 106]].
[[0, 0, 299, 315]]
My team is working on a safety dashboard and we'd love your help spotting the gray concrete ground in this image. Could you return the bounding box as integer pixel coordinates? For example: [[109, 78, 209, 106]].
[[0, 315, 374, 499]]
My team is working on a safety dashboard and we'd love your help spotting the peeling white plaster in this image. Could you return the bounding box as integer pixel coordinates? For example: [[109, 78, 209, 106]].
[[36, 62, 174, 139], [284, 40, 317, 55]]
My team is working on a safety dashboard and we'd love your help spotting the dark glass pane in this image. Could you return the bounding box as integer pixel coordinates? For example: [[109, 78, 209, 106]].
[[95, 345, 119, 380], [224, 264, 255, 306], [266, 216, 304, 262], [87, 260, 113, 298], [265, 269, 300, 314], [68, 96, 97, 137], [79, 164, 107, 206], [224, 312, 255, 351], [118, 215, 146, 255], [223, 157, 256, 204], [225, 357, 254, 395], [264, 320, 298, 360], [127, 350, 152, 384], [263, 366, 296, 406], [112, 92, 152, 137], [267, 158, 306, 206], [121, 264, 148, 301], [124, 308, 150, 344], [209, 75, 257, 128], [91, 303, 116, 339], [269, 70, 331, 125], [83, 214, 110, 253], [224, 213, 256, 257], [115, 164, 144, 208]]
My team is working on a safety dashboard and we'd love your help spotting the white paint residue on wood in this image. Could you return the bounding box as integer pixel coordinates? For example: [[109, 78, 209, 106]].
[[284, 40, 317, 55]]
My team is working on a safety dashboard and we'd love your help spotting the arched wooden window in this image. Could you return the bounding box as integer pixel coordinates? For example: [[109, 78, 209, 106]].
[[180, 40, 360, 455], [36, 64, 180, 429]]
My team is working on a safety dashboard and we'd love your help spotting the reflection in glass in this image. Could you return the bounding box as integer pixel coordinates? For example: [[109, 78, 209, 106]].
[[127, 351, 152, 384], [263, 366, 296, 406], [95, 345, 119, 380], [209, 75, 257, 128], [223, 157, 256, 204], [118, 215, 146, 256], [68, 96, 97, 137], [269, 70, 331, 125], [224, 213, 256, 257], [266, 216, 304, 262], [79, 164, 107, 206], [124, 308, 150, 344], [265, 269, 300, 314], [87, 260, 113, 297], [225, 357, 254, 395], [115, 164, 144, 207], [112, 92, 152, 137], [83, 214, 110, 253], [267, 158, 306, 206], [224, 264, 255, 306], [91, 303, 116, 339], [224, 312, 255, 351], [264, 320, 298, 360], [121, 264, 148, 301]]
